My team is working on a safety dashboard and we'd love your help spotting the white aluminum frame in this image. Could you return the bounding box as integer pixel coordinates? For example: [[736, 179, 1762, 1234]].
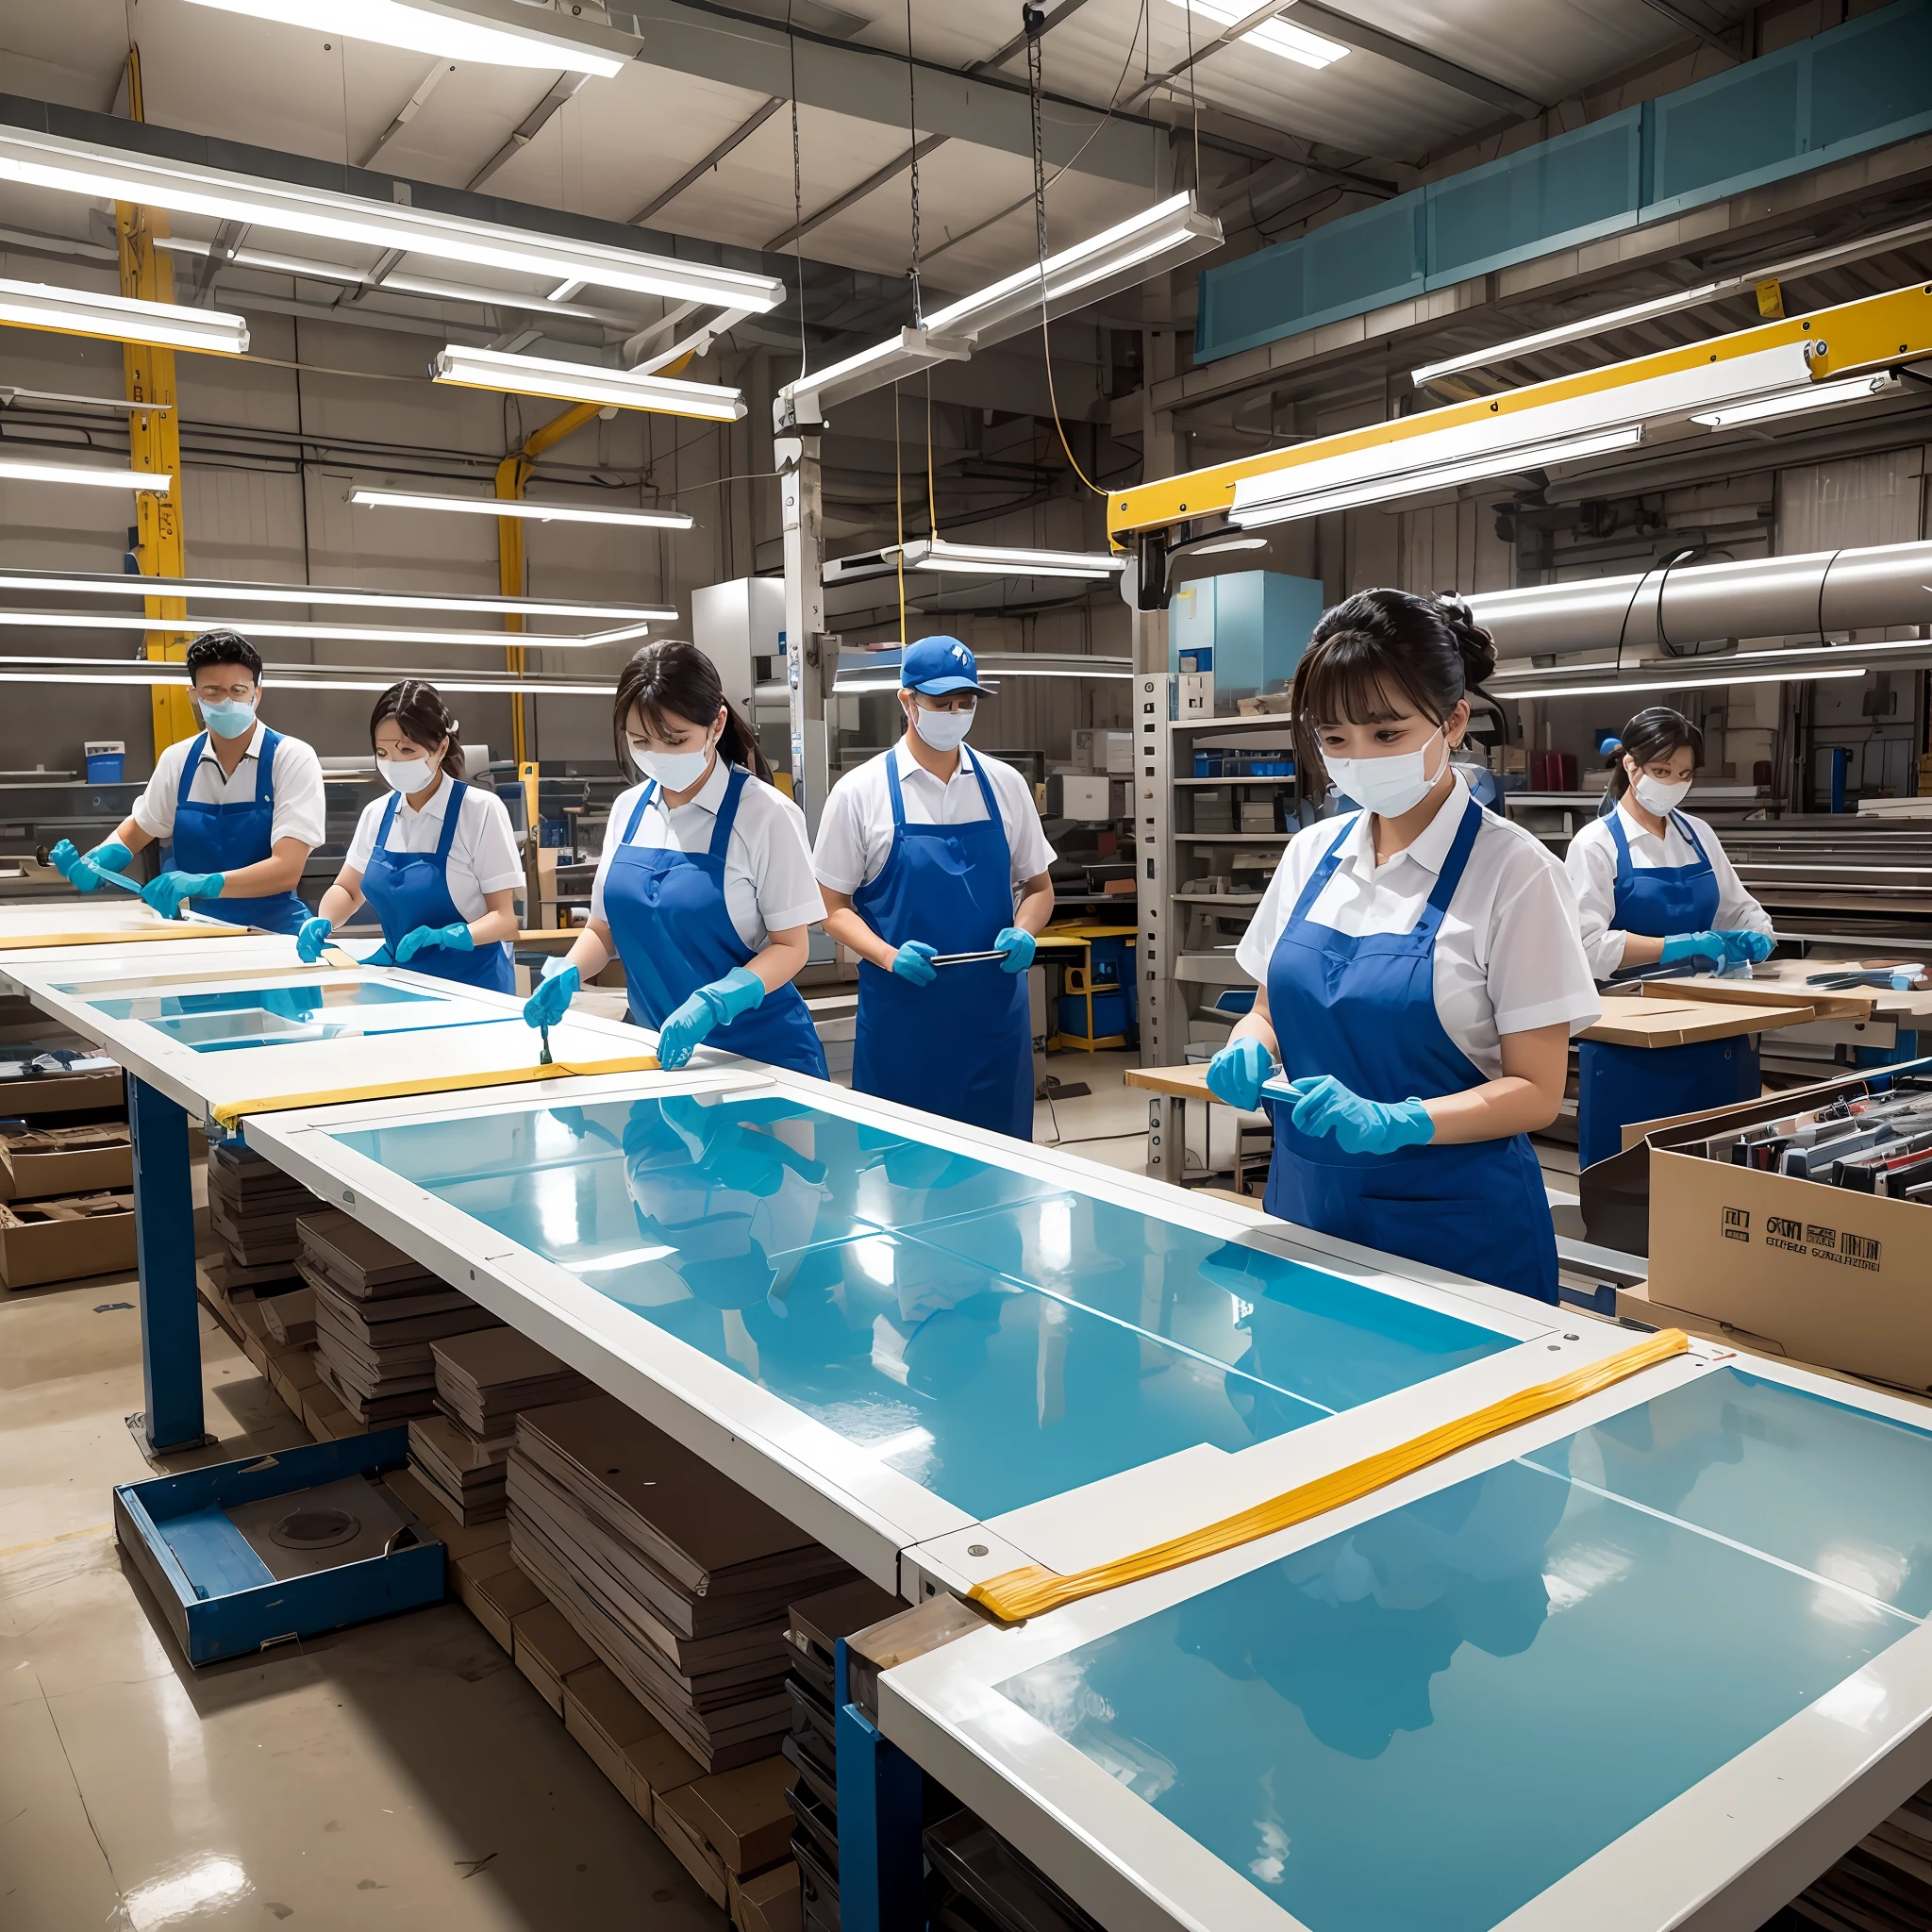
[[884, 1345, 1932, 1932]]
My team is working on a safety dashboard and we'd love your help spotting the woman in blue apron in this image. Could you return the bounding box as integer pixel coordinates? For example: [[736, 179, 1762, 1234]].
[[523, 641, 827, 1076], [813, 636, 1057, 1140], [1205, 591, 1601, 1306], [1565, 707, 1774, 1168], [300, 681, 520, 992]]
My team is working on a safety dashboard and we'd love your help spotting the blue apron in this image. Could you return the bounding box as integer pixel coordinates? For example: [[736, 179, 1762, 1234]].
[[1579, 807, 1751, 1172], [359, 782, 514, 994], [1262, 795, 1557, 1305], [169, 728, 309, 935], [851, 750, 1033, 1140], [601, 767, 826, 1078]]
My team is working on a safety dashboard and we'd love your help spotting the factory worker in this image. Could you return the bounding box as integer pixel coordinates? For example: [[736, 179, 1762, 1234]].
[[522, 641, 827, 1076], [298, 681, 521, 992], [1565, 706, 1774, 981], [814, 635, 1056, 1140], [51, 628, 323, 935], [1205, 591, 1600, 1307]]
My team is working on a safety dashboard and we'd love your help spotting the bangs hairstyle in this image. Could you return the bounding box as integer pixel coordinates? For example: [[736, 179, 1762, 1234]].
[[1291, 589, 1496, 784], [370, 679, 464, 779], [613, 639, 771, 784]]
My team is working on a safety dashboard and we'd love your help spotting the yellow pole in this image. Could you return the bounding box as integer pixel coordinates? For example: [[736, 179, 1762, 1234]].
[[118, 47, 197, 757]]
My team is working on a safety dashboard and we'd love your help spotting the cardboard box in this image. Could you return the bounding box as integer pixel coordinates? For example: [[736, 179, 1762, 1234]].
[[731, 1863, 803, 1932], [0, 1189, 136, 1288], [1629, 1059, 1932, 1391], [654, 1790, 730, 1907], [564, 1662, 661, 1797], [465, 1561, 546, 1655], [511, 1600, 597, 1714], [627, 1724, 704, 1818], [667, 1757, 796, 1876], [0, 1067, 125, 1116], [0, 1122, 131, 1200]]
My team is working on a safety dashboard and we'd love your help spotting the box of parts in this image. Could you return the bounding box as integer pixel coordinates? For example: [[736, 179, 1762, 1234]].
[[0, 1189, 137, 1288], [1638, 1058, 1932, 1391], [0, 1121, 132, 1200]]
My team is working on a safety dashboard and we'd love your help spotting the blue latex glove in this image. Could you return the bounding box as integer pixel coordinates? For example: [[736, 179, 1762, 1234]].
[[1718, 928, 1774, 966], [1660, 930, 1726, 966], [1206, 1035, 1274, 1112], [891, 941, 939, 987], [523, 959, 578, 1029], [295, 915, 333, 964], [1287, 1074, 1436, 1156], [52, 838, 133, 892], [141, 871, 224, 920], [395, 922, 475, 965], [994, 926, 1036, 974], [655, 965, 766, 1071]]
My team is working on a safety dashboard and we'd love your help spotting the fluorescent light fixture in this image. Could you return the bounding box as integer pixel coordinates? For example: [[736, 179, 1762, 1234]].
[[0, 458, 168, 491], [433, 345, 745, 421], [1491, 666, 1867, 700], [1236, 426, 1645, 526], [1164, 0, 1348, 67], [0, 125, 785, 312], [350, 486, 692, 529], [182, 0, 626, 75], [783, 194, 1221, 411], [0, 659, 611, 695], [0, 276, 248, 355], [156, 235, 365, 284], [1693, 373, 1899, 429], [0, 387, 173, 413], [896, 538, 1127, 580], [0, 566, 673, 623], [1187, 536, 1268, 557], [0, 611, 617, 650]]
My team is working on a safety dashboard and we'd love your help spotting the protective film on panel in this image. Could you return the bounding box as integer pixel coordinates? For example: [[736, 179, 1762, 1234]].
[[81, 981, 507, 1053]]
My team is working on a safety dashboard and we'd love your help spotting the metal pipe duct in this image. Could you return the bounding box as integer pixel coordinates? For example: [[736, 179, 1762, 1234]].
[[1466, 541, 1932, 659]]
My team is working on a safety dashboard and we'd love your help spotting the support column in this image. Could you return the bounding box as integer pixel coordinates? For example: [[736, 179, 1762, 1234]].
[[834, 1637, 924, 1932], [776, 419, 833, 840], [128, 1074, 205, 1455]]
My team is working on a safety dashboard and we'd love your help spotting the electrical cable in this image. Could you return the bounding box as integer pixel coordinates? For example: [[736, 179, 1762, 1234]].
[[787, 0, 808, 384], [894, 378, 908, 642]]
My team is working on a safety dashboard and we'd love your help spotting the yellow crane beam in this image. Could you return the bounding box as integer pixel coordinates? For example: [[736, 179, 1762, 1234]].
[[1108, 279, 1932, 544]]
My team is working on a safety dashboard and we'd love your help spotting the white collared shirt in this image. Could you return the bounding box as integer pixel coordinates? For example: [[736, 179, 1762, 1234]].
[[591, 759, 824, 950], [1566, 801, 1773, 980], [343, 772, 524, 924], [131, 721, 326, 849], [1235, 777, 1601, 1080], [811, 741, 1058, 897]]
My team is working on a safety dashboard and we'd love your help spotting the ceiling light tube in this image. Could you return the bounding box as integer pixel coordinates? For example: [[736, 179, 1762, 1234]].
[[0, 276, 248, 354], [896, 538, 1127, 579], [181, 0, 627, 75], [0, 660, 611, 695], [350, 486, 692, 529], [1162, 0, 1349, 67], [432, 345, 745, 421], [0, 126, 786, 313], [1692, 373, 1900, 429], [1491, 666, 1867, 700], [1235, 426, 1645, 526], [0, 566, 672, 623], [0, 611, 614, 650], [0, 388, 172, 413], [0, 458, 169, 491]]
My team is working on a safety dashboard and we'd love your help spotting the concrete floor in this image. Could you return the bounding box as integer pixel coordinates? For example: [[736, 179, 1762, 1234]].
[[0, 1266, 721, 1932]]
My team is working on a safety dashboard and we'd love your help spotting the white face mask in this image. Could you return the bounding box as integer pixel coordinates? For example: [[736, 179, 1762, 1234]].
[[908, 702, 974, 754], [631, 731, 717, 792], [378, 756, 437, 795], [1631, 771, 1693, 815], [1325, 728, 1449, 819]]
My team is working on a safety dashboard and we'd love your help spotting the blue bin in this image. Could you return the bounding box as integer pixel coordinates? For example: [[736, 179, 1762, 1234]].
[[86, 752, 125, 782], [1058, 988, 1129, 1041]]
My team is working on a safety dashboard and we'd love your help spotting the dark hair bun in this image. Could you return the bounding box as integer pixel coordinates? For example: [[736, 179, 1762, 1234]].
[[1433, 593, 1496, 689]]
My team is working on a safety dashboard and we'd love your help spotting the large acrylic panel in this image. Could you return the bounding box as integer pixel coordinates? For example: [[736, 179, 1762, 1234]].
[[330, 1091, 1514, 1523], [76, 980, 510, 1053], [998, 1399, 1921, 1932]]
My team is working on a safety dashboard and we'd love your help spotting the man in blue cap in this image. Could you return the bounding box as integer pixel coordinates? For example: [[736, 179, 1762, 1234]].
[[815, 635, 1056, 1139]]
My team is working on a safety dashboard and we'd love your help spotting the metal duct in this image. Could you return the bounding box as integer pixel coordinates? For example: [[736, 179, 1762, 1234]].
[[1465, 541, 1932, 659]]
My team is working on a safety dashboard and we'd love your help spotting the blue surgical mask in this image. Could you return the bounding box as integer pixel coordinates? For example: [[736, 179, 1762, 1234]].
[[199, 697, 258, 739]]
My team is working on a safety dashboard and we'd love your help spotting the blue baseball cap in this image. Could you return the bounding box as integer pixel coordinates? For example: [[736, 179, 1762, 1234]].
[[900, 634, 986, 696]]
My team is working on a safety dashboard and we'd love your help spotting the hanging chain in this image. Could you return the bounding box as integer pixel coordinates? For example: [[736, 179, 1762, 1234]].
[[906, 0, 924, 325], [788, 1, 808, 380], [1025, 6, 1048, 276]]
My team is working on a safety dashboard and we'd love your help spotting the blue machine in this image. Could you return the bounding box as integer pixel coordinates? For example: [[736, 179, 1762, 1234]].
[[1577, 1031, 1760, 1171], [1169, 570, 1324, 706]]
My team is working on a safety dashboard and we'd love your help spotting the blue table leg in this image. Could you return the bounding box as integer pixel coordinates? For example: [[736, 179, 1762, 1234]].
[[128, 1074, 205, 1454], [836, 1635, 924, 1932]]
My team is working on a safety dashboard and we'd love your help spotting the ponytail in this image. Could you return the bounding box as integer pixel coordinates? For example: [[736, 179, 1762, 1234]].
[[1606, 707, 1702, 803], [613, 640, 771, 784]]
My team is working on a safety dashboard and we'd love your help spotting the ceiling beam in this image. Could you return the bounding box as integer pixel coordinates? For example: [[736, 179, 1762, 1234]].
[[629, 97, 786, 225], [766, 134, 947, 252], [1630, 0, 1744, 61], [467, 73, 592, 192], [1291, 3, 1546, 118]]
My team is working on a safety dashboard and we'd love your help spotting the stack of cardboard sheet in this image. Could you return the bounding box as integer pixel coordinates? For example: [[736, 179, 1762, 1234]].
[[206, 1140, 323, 1291], [1789, 1774, 1932, 1930], [508, 1396, 853, 1774], [407, 1327, 596, 1524], [299, 1208, 500, 1425]]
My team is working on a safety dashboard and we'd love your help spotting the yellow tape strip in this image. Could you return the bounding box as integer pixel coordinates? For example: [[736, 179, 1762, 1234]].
[[0, 925, 253, 952], [210, 1054, 662, 1130], [967, 1327, 1692, 1624]]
